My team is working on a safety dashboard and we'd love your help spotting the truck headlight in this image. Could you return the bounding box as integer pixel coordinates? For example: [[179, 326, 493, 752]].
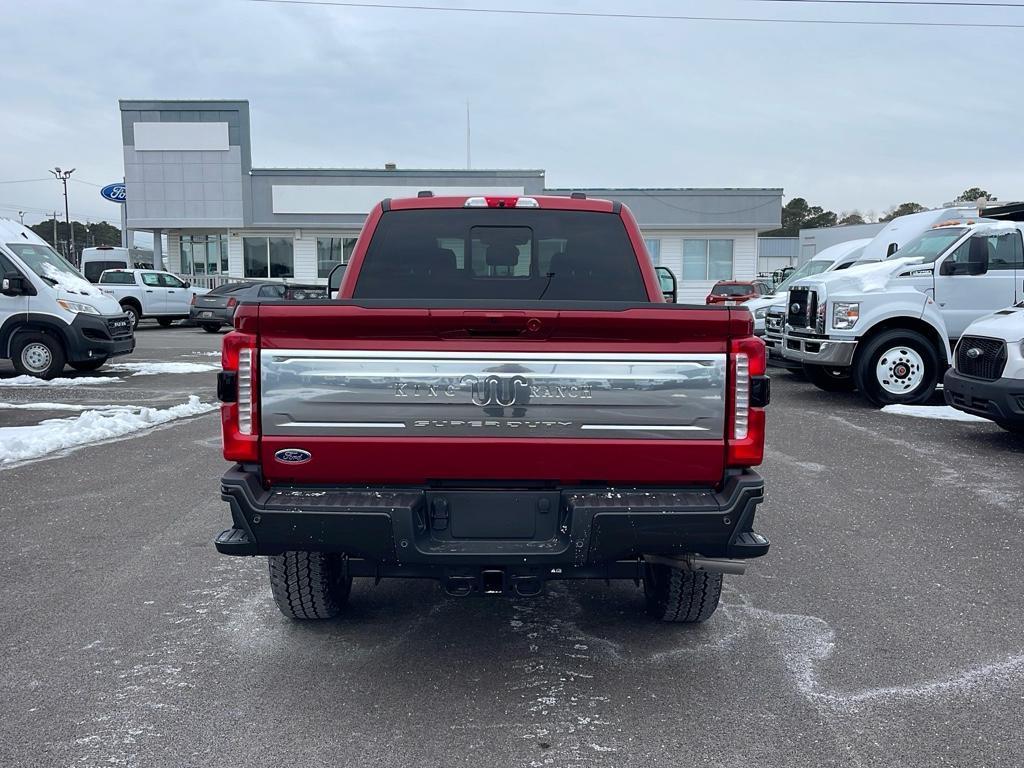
[[56, 299, 101, 315], [754, 307, 769, 319], [832, 302, 860, 330]]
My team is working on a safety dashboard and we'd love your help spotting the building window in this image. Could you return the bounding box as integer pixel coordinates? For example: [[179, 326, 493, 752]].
[[682, 239, 733, 280], [180, 234, 228, 275], [317, 236, 358, 278], [244, 236, 294, 278], [644, 238, 661, 266]]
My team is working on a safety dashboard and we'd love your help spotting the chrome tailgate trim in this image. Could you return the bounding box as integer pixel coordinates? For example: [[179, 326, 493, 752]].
[[261, 349, 727, 440]]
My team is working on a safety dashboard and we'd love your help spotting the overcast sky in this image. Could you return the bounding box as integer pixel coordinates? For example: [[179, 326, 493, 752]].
[[1, 0, 1021, 227]]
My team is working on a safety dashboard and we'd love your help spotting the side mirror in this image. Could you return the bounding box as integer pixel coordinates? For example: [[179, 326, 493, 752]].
[[328, 263, 346, 297], [1, 273, 27, 296], [886, 242, 899, 257], [655, 266, 677, 303], [183, 280, 191, 288]]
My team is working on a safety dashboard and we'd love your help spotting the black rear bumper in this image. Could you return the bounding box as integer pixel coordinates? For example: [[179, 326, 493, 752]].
[[944, 368, 1024, 427], [215, 469, 768, 580]]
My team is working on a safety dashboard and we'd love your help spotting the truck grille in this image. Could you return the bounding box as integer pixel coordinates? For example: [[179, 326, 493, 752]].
[[956, 336, 1006, 381], [106, 315, 133, 340], [787, 288, 818, 330]]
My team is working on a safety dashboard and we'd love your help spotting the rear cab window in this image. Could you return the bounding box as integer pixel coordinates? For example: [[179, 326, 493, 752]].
[[353, 209, 649, 301], [99, 271, 137, 285], [712, 283, 754, 296]]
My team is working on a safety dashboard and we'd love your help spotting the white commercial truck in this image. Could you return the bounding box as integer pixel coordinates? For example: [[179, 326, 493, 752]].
[[781, 219, 1024, 406]]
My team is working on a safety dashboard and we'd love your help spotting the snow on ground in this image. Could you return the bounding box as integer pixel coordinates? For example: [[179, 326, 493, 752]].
[[182, 352, 222, 357], [0, 396, 216, 465], [106, 362, 219, 376], [881, 404, 991, 423], [0, 402, 136, 412], [0, 375, 121, 387]]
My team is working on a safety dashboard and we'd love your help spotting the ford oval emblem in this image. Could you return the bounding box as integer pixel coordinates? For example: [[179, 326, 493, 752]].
[[790, 303, 801, 313], [100, 183, 127, 203], [275, 448, 312, 464], [965, 347, 983, 359]]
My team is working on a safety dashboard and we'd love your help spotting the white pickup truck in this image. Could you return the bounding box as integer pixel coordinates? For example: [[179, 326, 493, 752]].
[[781, 220, 1024, 406], [97, 269, 206, 329]]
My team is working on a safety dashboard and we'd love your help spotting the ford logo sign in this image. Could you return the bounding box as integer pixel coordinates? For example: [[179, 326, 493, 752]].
[[965, 348, 983, 359], [790, 303, 801, 313], [274, 448, 312, 464], [100, 183, 127, 203]]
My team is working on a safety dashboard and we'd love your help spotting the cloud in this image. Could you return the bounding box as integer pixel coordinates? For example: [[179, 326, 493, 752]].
[[0, 0, 1019, 225]]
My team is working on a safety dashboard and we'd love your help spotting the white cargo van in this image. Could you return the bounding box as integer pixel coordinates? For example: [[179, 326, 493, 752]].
[[0, 219, 134, 378], [80, 245, 153, 283]]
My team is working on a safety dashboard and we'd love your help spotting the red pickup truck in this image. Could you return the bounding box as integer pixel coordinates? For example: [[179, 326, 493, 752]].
[[215, 194, 770, 623]]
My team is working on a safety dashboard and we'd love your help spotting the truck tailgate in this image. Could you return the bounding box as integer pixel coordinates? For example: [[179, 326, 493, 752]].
[[245, 302, 748, 486]]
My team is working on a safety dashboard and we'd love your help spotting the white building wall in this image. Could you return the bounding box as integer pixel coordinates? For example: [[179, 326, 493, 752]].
[[640, 228, 758, 304]]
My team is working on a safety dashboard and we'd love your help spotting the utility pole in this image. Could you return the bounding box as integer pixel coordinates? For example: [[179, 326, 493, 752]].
[[52, 211, 58, 250], [50, 167, 75, 263]]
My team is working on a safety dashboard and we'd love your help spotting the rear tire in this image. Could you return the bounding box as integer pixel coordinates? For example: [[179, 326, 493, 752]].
[[12, 332, 67, 379], [268, 552, 351, 620], [643, 562, 722, 623], [157, 318, 174, 327], [853, 329, 940, 407], [70, 357, 107, 372], [802, 363, 856, 392], [200, 323, 222, 333]]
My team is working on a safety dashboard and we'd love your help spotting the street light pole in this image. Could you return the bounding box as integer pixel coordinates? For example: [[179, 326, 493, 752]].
[[50, 167, 75, 263], [17, 211, 25, 225]]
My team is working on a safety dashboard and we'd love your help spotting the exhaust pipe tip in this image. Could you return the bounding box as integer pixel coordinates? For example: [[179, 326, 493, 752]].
[[444, 576, 475, 597], [512, 577, 544, 597]]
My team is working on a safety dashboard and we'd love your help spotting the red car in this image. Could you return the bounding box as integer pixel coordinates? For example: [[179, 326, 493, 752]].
[[706, 280, 768, 305]]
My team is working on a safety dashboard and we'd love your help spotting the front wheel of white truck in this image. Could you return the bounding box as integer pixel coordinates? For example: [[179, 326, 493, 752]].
[[268, 552, 352, 619], [853, 329, 940, 408], [643, 562, 723, 623]]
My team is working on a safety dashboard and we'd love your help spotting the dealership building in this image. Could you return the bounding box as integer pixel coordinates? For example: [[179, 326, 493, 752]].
[[119, 99, 782, 302]]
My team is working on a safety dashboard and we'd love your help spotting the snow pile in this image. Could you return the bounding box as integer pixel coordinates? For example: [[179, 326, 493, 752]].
[[881, 404, 991, 423], [41, 262, 103, 296], [0, 375, 121, 387], [0, 402, 135, 412], [0, 396, 216, 465], [107, 362, 219, 376]]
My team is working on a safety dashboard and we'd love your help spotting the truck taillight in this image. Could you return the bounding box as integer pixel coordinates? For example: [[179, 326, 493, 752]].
[[734, 352, 750, 440], [727, 337, 767, 468], [220, 332, 259, 462]]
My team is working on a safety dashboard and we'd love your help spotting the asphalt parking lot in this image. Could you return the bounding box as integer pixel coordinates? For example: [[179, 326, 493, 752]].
[[2, 325, 1023, 768]]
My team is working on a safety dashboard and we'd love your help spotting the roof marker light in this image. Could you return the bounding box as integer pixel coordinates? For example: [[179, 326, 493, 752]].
[[464, 196, 542, 209]]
